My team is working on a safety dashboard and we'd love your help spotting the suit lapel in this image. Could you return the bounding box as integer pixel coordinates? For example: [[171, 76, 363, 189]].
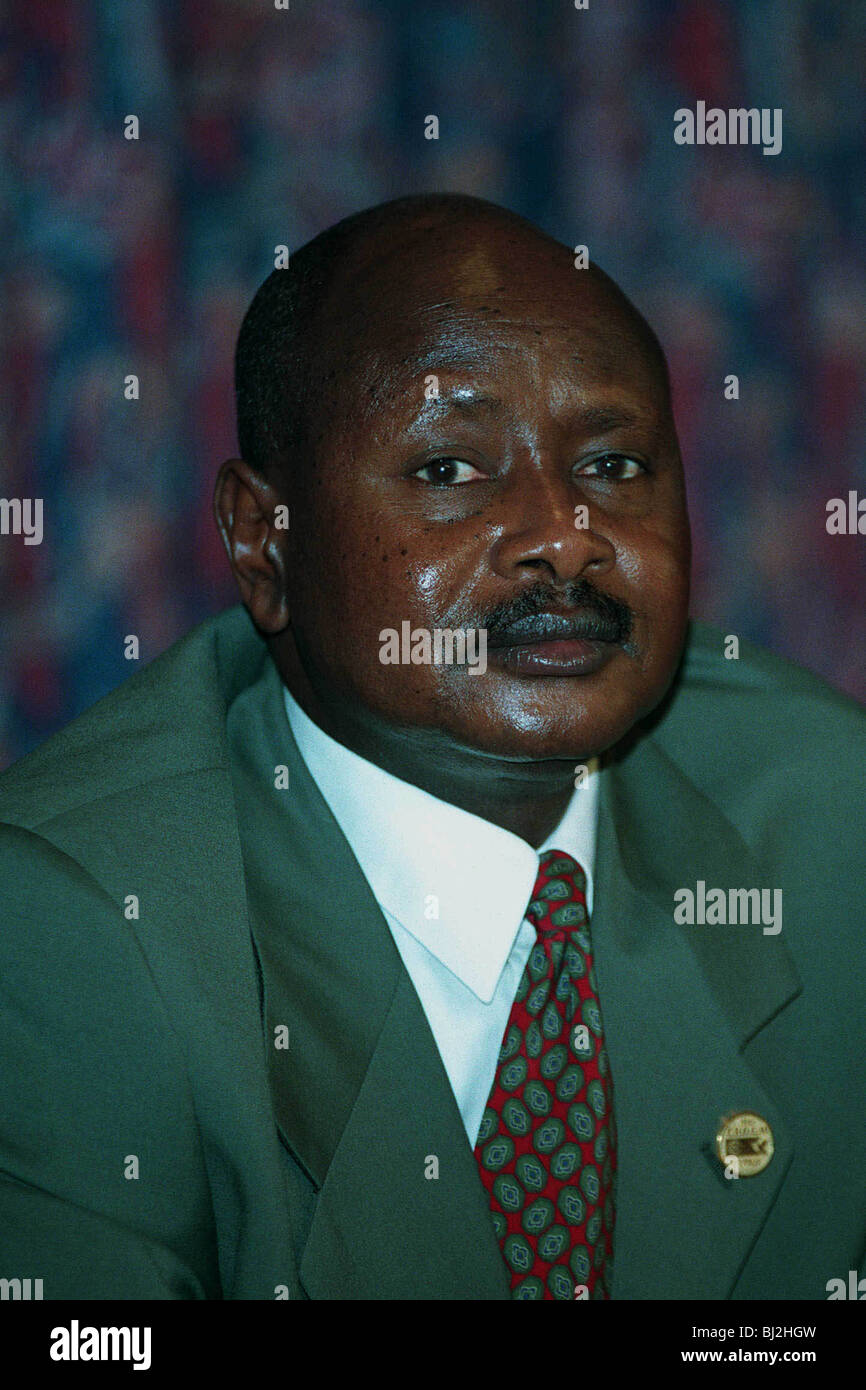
[[226, 653, 510, 1298], [299, 970, 511, 1299], [593, 735, 802, 1299]]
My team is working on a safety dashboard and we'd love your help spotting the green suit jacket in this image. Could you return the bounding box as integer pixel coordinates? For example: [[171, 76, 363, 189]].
[[1, 604, 864, 1300]]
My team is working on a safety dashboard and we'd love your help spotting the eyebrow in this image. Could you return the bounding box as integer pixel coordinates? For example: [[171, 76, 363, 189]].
[[573, 405, 642, 433], [419, 391, 503, 417], [417, 392, 643, 434]]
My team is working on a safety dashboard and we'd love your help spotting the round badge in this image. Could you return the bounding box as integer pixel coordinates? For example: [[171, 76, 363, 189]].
[[715, 1111, 774, 1177]]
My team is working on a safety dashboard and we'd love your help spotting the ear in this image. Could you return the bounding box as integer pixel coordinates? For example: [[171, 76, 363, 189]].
[[213, 457, 290, 635]]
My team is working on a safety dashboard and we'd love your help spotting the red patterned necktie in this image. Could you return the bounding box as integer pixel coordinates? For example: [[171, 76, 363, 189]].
[[474, 848, 616, 1300]]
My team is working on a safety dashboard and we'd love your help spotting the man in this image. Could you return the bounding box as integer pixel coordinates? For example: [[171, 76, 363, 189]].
[[1, 193, 864, 1301]]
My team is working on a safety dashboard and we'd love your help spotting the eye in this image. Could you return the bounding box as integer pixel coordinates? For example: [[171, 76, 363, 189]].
[[412, 457, 485, 486], [577, 453, 646, 480]]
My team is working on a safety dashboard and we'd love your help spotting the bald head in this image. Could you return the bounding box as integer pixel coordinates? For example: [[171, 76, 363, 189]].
[[218, 190, 690, 779], [234, 193, 670, 483]]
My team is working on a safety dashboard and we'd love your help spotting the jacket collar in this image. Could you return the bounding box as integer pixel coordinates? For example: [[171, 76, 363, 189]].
[[590, 733, 802, 1298], [601, 731, 801, 1050]]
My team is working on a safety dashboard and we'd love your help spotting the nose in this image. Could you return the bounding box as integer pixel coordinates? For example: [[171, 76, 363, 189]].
[[489, 466, 617, 587]]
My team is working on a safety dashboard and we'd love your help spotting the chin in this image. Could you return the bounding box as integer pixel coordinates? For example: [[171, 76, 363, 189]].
[[440, 658, 679, 761], [442, 698, 643, 763]]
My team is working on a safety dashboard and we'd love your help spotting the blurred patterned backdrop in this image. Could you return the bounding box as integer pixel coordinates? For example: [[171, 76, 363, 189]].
[[2, 0, 864, 767]]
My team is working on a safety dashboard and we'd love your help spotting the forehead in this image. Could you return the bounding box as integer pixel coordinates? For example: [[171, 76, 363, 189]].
[[313, 232, 664, 434]]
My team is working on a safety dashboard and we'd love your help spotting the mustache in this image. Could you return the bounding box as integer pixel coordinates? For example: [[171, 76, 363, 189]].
[[480, 580, 633, 648]]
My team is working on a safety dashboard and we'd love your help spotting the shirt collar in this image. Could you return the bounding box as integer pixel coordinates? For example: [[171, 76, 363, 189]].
[[281, 685, 599, 1004]]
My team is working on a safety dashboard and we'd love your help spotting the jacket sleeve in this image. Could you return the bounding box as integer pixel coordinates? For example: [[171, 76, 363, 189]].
[[0, 823, 220, 1299]]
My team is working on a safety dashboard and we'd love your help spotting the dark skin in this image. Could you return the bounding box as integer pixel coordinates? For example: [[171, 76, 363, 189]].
[[215, 209, 691, 848]]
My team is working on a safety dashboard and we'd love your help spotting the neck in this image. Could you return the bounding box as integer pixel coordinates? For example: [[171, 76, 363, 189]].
[[273, 642, 578, 850]]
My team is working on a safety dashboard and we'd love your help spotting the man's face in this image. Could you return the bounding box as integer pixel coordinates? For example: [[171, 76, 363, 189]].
[[280, 223, 690, 762]]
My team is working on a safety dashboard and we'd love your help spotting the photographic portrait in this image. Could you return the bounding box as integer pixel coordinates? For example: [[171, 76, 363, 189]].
[[1, 0, 864, 1350]]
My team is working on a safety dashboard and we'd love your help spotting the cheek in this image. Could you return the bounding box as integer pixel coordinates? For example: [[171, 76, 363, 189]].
[[291, 514, 459, 701], [618, 518, 690, 621], [323, 508, 472, 633], [610, 526, 690, 702], [289, 491, 386, 612]]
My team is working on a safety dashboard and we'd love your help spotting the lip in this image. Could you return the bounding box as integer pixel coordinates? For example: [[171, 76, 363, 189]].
[[486, 635, 617, 677], [484, 609, 622, 677]]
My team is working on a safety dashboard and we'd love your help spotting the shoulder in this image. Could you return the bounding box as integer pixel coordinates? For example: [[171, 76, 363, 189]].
[[643, 623, 866, 1000], [650, 619, 866, 886], [0, 604, 263, 833], [655, 619, 866, 773]]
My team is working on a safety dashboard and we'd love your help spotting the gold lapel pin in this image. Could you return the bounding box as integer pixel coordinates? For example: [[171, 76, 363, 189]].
[[715, 1111, 774, 1178]]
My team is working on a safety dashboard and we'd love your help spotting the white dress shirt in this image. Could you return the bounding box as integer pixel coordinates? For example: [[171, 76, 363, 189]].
[[282, 685, 600, 1149]]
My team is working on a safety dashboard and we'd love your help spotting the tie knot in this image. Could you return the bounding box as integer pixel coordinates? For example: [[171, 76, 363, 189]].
[[526, 848, 589, 937]]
